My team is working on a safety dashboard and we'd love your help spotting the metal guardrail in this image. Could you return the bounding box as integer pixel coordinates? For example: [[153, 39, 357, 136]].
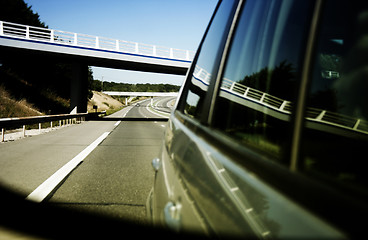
[[0, 20, 195, 61], [0, 112, 104, 142]]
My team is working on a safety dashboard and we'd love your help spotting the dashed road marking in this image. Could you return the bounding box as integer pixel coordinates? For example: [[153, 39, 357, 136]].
[[114, 120, 121, 127], [26, 132, 110, 202]]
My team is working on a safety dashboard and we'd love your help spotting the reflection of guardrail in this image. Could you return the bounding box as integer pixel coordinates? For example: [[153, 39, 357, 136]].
[[0, 20, 195, 61], [0, 112, 103, 142], [221, 78, 293, 113], [220, 78, 368, 135]]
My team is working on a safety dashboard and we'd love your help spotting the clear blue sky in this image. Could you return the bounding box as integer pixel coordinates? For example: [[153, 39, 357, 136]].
[[24, 0, 218, 86]]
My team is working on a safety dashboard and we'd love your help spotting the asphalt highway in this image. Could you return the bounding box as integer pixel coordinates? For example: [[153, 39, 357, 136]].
[[0, 97, 175, 225]]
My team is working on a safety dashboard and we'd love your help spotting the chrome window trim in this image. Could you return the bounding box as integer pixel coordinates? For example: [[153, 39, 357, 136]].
[[289, 0, 324, 172], [207, 0, 245, 125]]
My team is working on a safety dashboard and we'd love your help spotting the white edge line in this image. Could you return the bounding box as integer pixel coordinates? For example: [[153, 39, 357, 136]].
[[114, 120, 121, 127], [146, 105, 168, 118], [25, 131, 110, 202]]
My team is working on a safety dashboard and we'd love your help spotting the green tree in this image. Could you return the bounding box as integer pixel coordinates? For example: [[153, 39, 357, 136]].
[[0, 0, 46, 27]]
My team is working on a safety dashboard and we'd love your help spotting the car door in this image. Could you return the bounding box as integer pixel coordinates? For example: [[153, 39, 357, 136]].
[[150, 0, 240, 236], [168, 0, 347, 238], [151, 0, 367, 238]]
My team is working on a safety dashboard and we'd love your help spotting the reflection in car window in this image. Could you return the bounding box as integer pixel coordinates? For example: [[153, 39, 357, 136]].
[[301, 0, 368, 194], [183, 0, 237, 119], [212, 0, 313, 164]]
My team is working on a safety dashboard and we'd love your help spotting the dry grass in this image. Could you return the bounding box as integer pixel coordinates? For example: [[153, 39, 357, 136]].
[[0, 85, 43, 118], [87, 91, 123, 112]]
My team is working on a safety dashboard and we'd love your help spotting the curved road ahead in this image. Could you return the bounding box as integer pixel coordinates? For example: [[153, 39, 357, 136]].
[[0, 96, 175, 226]]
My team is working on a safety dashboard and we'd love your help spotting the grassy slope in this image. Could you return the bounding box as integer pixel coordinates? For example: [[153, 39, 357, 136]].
[[0, 85, 43, 118]]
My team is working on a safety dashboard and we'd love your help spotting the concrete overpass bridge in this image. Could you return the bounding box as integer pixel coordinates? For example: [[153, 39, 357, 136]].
[[0, 21, 192, 112], [103, 91, 178, 106], [103, 91, 178, 97]]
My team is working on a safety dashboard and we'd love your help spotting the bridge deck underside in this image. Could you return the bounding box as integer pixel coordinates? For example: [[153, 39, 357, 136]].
[[0, 36, 190, 75]]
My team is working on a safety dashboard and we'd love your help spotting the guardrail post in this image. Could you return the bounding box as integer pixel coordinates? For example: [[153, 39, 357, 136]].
[[95, 36, 99, 48], [74, 33, 78, 45], [170, 48, 173, 58], [39, 123, 41, 133], [135, 43, 139, 53], [26, 26, 30, 39], [116, 39, 119, 51], [50, 29, 54, 42], [244, 87, 249, 96], [23, 125, 26, 137], [230, 82, 235, 91], [280, 100, 288, 111], [1, 128, 4, 142], [316, 110, 326, 121], [353, 119, 361, 130], [260, 93, 266, 103], [153, 45, 157, 56], [0, 21, 3, 35]]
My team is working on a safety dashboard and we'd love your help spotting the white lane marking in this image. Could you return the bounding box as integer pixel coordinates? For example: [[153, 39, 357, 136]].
[[26, 132, 110, 202], [138, 100, 150, 118], [114, 120, 121, 127], [120, 106, 132, 118], [146, 104, 169, 118], [146, 99, 170, 118]]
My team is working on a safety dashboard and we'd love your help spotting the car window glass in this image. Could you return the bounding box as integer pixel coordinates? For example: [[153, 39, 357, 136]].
[[301, 0, 368, 194], [212, 0, 313, 164], [182, 0, 237, 119]]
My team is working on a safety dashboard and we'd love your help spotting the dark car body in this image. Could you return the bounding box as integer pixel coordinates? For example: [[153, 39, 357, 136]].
[[147, 0, 368, 238]]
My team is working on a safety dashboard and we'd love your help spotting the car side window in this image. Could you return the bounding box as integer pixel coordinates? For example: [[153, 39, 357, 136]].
[[181, 0, 238, 120], [301, 0, 368, 194], [212, 0, 313, 164]]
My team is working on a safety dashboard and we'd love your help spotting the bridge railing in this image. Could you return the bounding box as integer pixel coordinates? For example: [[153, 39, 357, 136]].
[[0, 20, 194, 61], [191, 65, 368, 136]]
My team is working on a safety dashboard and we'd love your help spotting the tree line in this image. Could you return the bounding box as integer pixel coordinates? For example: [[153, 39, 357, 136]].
[[91, 80, 180, 92], [0, 0, 179, 117], [0, 0, 94, 115]]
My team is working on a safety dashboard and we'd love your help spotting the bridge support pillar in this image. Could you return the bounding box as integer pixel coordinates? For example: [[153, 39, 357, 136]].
[[70, 63, 88, 113]]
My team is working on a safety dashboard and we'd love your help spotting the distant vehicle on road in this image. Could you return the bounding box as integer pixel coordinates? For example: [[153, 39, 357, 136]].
[[147, 0, 368, 238]]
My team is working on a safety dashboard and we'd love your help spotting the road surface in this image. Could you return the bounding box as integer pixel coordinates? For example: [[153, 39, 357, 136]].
[[0, 97, 175, 225]]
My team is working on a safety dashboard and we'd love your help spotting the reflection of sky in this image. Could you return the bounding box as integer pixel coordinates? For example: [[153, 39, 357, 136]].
[[186, 90, 200, 107], [223, 0, 310, 83], [193, 0, 237, 77]]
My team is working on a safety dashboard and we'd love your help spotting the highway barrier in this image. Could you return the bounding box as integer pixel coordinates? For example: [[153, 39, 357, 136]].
[[0, 112, 104, 142]]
